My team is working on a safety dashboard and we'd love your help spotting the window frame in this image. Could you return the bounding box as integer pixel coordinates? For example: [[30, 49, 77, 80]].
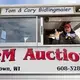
[[0, 16, 38, 47], [38, 16, 80, 47]]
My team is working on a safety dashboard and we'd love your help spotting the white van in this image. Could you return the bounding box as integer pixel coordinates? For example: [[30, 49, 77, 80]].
[[0, 4, 80, 80]]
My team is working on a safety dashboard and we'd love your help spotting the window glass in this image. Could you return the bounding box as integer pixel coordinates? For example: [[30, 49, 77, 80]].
[[0, 18, 36, 42]]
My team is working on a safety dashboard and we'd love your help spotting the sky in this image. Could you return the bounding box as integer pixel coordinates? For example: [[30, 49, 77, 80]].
[[0, 0, 80, 5]]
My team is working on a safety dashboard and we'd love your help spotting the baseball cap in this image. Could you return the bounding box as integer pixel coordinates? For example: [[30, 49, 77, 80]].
[[64, 23, 71, 28]]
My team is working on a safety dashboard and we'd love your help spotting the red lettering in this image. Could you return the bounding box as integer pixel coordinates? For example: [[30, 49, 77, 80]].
[[55, 49, 63, 60], [1, 49, 16, 62], [63, 49, 68, 61], [23, 48, 80, 62], [36, 51, 46, 60], [46, 51, 55, 60], [23, 48, 36, 60], [68, 52, 79, 62]]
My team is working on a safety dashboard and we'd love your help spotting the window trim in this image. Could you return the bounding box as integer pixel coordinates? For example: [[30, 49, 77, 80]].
[[38, 17, 44, 46], [39, 16, 80, 46], [0, 16, 38, 47]]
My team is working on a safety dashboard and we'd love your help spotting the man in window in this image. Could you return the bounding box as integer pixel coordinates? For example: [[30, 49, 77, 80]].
[[49, 23, 80, 44]]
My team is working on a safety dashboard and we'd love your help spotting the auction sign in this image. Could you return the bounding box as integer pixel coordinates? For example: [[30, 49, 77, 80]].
[[0, 47, 80, 74]]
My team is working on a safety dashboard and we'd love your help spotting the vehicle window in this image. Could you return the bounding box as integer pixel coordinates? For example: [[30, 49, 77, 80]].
[[0, 18, 36, 42], [43, 17, 80, 44]]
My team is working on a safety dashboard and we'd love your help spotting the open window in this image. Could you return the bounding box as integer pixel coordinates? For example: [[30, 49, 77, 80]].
[[43, 16, 80, 45]]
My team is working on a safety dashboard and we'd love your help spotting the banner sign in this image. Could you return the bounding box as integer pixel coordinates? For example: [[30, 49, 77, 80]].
[[0, 47, 80, 74], [1, 7, 74, 15]]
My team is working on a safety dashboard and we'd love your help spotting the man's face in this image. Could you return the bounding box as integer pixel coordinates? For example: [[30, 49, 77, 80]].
[[64, 26, 71, 33]]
